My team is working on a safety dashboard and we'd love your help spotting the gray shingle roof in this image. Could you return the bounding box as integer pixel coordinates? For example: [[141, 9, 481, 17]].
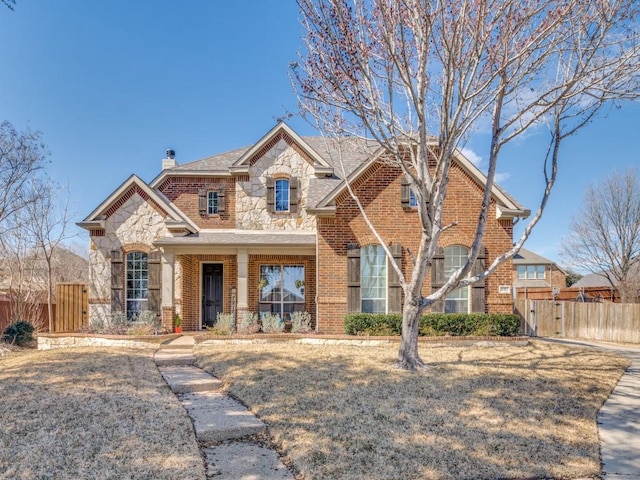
[[513, 248, 556, 265]]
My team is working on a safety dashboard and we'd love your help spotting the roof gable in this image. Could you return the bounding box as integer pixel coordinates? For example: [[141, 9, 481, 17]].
[[78, 174, 198, 233]]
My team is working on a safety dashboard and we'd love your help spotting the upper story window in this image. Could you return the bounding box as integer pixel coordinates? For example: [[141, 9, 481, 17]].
[[361, 245, 387, 313], [409, 189, 418, 208], [517, 265, 545, 280], [267, 176, 299, 214], [207, 191, 218, 215], [126, 251, 148, 319], [444, 245, 469, 313], [275, 179, 290, 212]]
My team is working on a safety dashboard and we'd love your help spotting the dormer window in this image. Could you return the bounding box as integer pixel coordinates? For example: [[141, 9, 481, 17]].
[[275, 179, 290, 212], [198, 187, 226, 216]]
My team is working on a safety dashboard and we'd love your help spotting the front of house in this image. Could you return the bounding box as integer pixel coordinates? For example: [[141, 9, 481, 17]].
[[78, 122, 528, 333]]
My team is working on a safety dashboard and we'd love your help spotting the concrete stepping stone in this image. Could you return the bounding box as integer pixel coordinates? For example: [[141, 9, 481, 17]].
[[160, 335, 195, 349], [180, 391, 266, 442], [158, 366, 222, 394], [203, 442, 293, 479], [154, 349, 196, 366]]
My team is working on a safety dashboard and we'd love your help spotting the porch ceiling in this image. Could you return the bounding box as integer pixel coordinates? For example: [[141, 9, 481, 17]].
[[154, 230, 317, 248]]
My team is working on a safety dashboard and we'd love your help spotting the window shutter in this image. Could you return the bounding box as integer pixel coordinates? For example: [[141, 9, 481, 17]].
[[430, 246, 445, 313], [471, 247, 487, 313], [147, 250, 162, 315], [266, 177, 275, 213], [401, 177, 410, 207], [110, 249, 124, 313], [388, 244, 403, 313], [289, 176, 299, 214], [347, 243, 361, 313], [198, 188, 207, 215], [217, 189, 226, 214]]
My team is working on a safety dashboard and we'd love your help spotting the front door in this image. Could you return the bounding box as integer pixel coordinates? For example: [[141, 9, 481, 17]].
[[202, 263, 223, 328]]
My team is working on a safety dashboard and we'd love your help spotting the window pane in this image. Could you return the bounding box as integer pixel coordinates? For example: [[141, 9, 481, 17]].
[[409, 189, 418, 207], [275, 179, 289, 212], [283, 266, 305, 302], [536, 265, 545, 279], [361, 245, 386, 313], [126, 251, 148, 319], [444, 246, 469, 313], [208, 191, 218, 214], [260, 265, 281, 302], [527, 265, 536, 278], [517, 265, 526, 279]]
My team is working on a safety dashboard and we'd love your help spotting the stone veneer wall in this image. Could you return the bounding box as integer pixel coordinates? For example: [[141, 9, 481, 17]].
[[236, 139, 317, 231], [88, 192, 173, 324]]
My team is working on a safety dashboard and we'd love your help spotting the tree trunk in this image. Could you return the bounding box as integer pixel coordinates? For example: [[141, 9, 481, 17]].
[[396, 300, 427, 370]]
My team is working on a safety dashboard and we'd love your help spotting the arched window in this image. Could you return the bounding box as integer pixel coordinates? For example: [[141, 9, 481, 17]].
[[275, 178, 290, 212], [126, 251, 148, 319], [361, 245, 387, 313], [444, 245, 469, 313]]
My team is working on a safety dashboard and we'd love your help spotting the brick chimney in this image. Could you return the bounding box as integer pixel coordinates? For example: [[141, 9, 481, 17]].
[[162, 149, 177, 170]]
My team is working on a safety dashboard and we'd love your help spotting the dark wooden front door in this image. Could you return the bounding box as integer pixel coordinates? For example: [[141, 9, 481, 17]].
[[202, 263, 223, 328]]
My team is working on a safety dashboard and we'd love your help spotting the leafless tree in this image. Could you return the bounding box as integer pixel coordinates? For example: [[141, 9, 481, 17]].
[[293, 0, 640, 369], [561, 169, 640, 302], [23, 179, 76, 332], [0, 121, 47, 227]]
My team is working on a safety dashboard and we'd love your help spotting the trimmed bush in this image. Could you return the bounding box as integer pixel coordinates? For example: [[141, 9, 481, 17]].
[[291, 311, 313, 333], [209, 312, 235, 335], [238, 311, 260, 334], [3, 320, 35, 345], [261, 313, 284, 333], [344, 313, 520, 337]]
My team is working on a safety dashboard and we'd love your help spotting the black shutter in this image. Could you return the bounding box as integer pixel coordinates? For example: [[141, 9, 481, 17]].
[[388, 244, 403, 313], [289, 177, 299, 213], [471, 247, 487, 313], [110, 249, 124, 313], [347, 243, 361, 313], [266, 177, 275, 213], [198, 188, 207, 215], [217, 189, 226, 214], [401, 177, 410, 207], [147, 250, 162, 315], [430, 246, 445, 312]]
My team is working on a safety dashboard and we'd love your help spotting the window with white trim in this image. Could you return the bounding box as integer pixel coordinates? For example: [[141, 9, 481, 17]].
[[259, 265, 305, 320], [444, 245, 469, 313], [361, 245, 387, 313], [207, 191, 218, 215], [275, 179, 290, 212], [126, 251, 148, 319], [517, 265, 546, 279]]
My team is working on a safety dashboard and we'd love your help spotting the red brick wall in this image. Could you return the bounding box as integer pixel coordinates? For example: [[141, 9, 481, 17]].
[[317, 162, 515, 334], [178, 254, 238, 331], [248, 254, 317, 327], [158, 177, 236, 229]]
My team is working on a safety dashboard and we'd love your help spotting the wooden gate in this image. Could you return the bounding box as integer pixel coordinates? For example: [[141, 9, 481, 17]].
[[55, 283, 88, 332]]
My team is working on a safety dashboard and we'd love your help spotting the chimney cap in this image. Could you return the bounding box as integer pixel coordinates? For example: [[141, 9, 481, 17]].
[[166, 149, 175, 159]]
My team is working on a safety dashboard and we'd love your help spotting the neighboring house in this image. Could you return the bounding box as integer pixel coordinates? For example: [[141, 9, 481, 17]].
[[512, 248, 567, 291], [78, 122, 529, 333]]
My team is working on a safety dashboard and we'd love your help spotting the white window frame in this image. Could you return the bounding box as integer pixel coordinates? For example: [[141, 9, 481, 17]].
[[275, 178, 290, 212], [517, 264, 546, 280], [361, 245, 387, 313], [259, 264, 305, 320], [207, 191, 218, 215], [126, 251, 148, 319], [444, 245, 470, 313]]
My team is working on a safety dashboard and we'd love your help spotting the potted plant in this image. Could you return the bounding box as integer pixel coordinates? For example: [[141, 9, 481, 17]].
[[173, 314, 182, 334]]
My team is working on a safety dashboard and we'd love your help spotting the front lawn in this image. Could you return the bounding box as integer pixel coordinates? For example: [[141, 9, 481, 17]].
[[0, 348, 204, 480], [196, 341, 628, 480]]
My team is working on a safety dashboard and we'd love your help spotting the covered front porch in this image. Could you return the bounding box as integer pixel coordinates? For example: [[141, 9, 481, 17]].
[[155, 230, 317, 331]]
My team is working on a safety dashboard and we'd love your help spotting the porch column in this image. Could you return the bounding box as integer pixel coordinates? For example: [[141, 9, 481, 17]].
[[237, 248, 249, 314], [161, 251, 175, 329]]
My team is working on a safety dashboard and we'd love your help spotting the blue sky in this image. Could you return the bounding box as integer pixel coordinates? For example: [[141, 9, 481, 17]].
[[1, 1, 639, 268]]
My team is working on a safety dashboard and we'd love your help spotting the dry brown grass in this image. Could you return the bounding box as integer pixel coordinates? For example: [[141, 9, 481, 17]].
[[0, 348, 204, 480], [196, 341, 629, 480]]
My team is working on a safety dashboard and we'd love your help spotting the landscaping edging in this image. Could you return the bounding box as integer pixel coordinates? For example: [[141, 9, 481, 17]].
[[37, 333, 180, 351], [36, 333, 529, 350]]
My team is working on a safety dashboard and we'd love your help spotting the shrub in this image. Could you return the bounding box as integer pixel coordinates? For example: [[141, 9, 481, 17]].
[[291, 311, 313, 333], [3, 320, 35, 346], [209, 313, 235, 335], [238, 311, 260, 334], [128, 310, 161, 335], [345, 313, 520, 337], [261, 313, 284, 333]]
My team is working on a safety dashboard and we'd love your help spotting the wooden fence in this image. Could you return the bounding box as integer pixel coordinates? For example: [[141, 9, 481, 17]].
[[515, 298, 640, 343], [54, 283, 88, 333]]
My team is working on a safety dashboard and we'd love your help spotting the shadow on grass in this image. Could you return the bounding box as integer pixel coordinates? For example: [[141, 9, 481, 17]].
[[0, 348, 204, 480], [196, 341, 628, 480]]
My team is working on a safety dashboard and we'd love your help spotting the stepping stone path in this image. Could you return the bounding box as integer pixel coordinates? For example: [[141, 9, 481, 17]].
[[154, 336, 295, 480]]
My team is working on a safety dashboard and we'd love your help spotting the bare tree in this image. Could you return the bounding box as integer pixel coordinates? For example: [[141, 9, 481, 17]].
[[23, 179, 76, 332], [0, 121, 47, 226], [561, 169, 640, 302], [293, 0, 640, 369]]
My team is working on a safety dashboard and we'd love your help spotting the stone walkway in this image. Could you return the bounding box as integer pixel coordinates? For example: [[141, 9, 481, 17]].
[[154, 336, 294, 480], [542, 338, 640, 480]]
